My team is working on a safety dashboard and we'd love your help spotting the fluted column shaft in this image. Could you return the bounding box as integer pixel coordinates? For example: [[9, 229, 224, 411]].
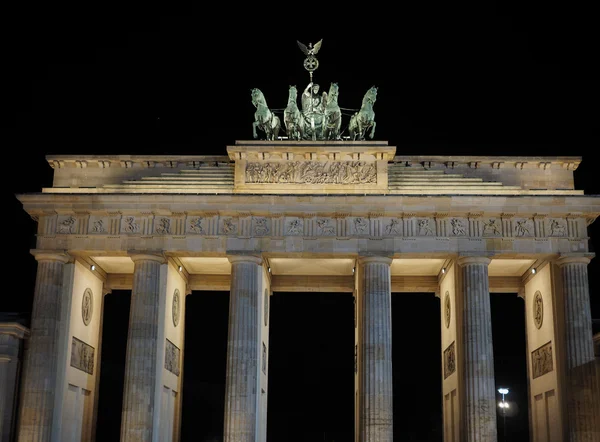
[[120, 254, 165, 442], [458, 256, 497, 442], [359, 257, 393, 442], [17, 252, 70, 442], [224, 255, 262, 442], [557, 256, 600, 441]]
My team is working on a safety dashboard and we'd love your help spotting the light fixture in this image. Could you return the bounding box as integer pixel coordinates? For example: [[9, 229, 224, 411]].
[[268, 267, 271, 273], [90, 265, 95, 271], [352, 267, 355, 274], [498, 388, 509, 395], [531, 268, 537, 274], [178, 266, 183, 272], [441, 267, 446, 274]]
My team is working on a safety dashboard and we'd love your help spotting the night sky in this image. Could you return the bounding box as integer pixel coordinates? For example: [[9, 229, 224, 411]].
[[3, 3, 599, 441]]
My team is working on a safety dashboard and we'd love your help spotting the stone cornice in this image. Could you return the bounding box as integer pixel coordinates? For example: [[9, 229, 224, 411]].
[[46, 155, 231, 169], [0, 323, 30, 339], [392, 155, 581, 170]]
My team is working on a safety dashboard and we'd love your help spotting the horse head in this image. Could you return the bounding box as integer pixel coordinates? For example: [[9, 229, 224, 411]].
[[327, 82, 339, 102], [364, 86, 377, 104], [288, 85, 298, 103], [251, 88, 266, 107]]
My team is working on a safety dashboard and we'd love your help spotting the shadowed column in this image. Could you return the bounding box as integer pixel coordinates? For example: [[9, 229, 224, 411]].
[[557, 255, 600, 441], [17, 251, 70, 442], [223, 255, 262, 442], [359, 256, 393, 442], [458, 256, 497, 442], [120, 253, 165, 442]]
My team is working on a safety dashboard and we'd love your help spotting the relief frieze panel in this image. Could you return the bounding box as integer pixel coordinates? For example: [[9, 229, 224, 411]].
[[89, 217, 108, 234], [220, 217, 238, 235], [532, 341, 553, 379], [245, 161, 377, 184], [382, 218, 402, 236], [450, 218, 467, 236], [548, 218, 567, 237], [121, 216, 140, 234], [252, 217, 271, 236], [285, 217, 304, 236], [351, 217, 369, 235], [56, 215, 78, 234], [482, 218, 502, 236], [316, 218, 335, 236], [514, 218, 534, 237], [417, 218, 435, 236], [154, 217, 171, 235]]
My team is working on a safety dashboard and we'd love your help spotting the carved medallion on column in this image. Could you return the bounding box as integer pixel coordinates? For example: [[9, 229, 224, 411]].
[[172, 288, 181, 327], [533, 290, 543, 329], [82, 288, 93, 326], [444, 291, 451, 328]]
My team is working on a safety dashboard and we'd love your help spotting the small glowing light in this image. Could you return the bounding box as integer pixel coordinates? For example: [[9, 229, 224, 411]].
[[352, 267, 355, 274], [441, 268, 446, 274], [531, 268, 537, 274], [268, 267, 271, 273], [178, 266, 183, 272], [498, 388, 509, 395], [90, 265, 95, 271]]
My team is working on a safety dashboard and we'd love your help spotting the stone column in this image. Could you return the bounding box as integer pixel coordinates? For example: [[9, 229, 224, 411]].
[[17, 251, 71, 442], [223, 255, 262, 442], [457, 256, 497, 442], [120, 253, 166, 442], [556, 255, 600, 441], [0, 321, 29, 442], [359, 256, 393, 442]]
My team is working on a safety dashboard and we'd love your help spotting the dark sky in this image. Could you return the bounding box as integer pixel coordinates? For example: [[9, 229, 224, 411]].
[[3, 2, 599, 441]]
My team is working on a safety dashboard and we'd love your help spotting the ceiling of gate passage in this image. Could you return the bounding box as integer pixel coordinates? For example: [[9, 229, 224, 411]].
[[89, 256, 537, 277]]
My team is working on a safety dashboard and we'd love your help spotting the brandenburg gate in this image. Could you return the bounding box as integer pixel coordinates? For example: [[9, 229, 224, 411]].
[[5, 40, 600, 442]]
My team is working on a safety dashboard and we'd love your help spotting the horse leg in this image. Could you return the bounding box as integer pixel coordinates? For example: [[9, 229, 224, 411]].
[[369, 121, 376, 139], [252, 121, 259, 139]]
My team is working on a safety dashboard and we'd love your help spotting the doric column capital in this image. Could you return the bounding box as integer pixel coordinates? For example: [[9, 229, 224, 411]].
[[30, 249, 72, 264], [555, 253, 594, 267], [457, 255, 491, 267], [227, 254, 263, 266], [358, 255, 392, 266], [128, 252, 166, 265]]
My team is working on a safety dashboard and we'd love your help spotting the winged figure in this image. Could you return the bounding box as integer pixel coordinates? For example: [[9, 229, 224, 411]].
[[297, 39, 323, 56]]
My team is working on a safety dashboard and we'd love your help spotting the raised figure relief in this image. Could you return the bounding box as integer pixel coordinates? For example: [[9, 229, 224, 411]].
[[444, 291, 451, 328], [532, 342, 553, 378], [533, 290, 543, 329], [71, 337, 94, 375], [57, 216, 76, 234], [354, 217, 368, 234], [287, 219, 303, 235], [222, 218, 237, 234], [165, 339, 180, 376], [515, 219, 531, 236], [444, 342, 456, 379], [418, 219, 433, 235], [316, 218, 335, 235], [92, 219, 106, 233], [385, 218, 401, 235], [82, 288, 93, 326], [189, 217, 204, 234], [483, 219, 501, 235], [155, 217, 171, 235], [172, 289, 180, 327], [124, 216, 140, 233], [254, 218, 269, 235], [245, 161, 376, 184], [549, 219, 566, 236], [451, 218, 466, 235]]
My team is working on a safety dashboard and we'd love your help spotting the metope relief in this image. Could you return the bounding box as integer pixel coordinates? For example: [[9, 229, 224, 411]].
[[165, 339, 180, 376], [353, 217, 369, 235], [514, 218, 533, 237], [450, 218, 466, 236], [57, 216, 77, 234], [245, 161, 377, 184], [220, 217, 238, 235], [418, 218, 434, 236], [383, 218, 402, 236], [483, 218, 501, 236], [316, 218, 335, 235], [253, 217, 270, 236], [154, 217, 171, 235], [89, 217, 107, 234], [286, 218, 304, 235], [122, 216, 140, 234], [443, 341, 456, 379], [532, 341, 553, 379], [71, 337, 94, 375], [549, 219, 566, 237], [188, 217, 205, 234]]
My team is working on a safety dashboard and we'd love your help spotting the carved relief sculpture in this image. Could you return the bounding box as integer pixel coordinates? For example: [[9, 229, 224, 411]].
[[189, 217, 204, 234], [254, 218, 269, 235], [264, 288, 269, 326], [172, 289, 180, 327], [418, 219, 433, 235], [444, 291, 451, 328], [262, 342, 267, 374], [549, 219, 566, 236], [483, 219, 501, 235], [316, 218, 335, 235], [82, 288, 93, 326], [222, 218, 237, 234], [533, 290, 543, 329], [57, 216, 76, 234], [515, 219, 531, 236], [124, 216, 140, 233], [287, 219, 303, 235], [385, 218, 401, 235], [245, 161, 376, 184], [444, 341, 456, 379], [532, 341, 553, 378], [354, 217, 368, 234], [71, 337, 94, 375], [92, 219, 106, 233], [155, 217, 171, 235], [451, 218, 466, 235], [165, 339, 180, 376]]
